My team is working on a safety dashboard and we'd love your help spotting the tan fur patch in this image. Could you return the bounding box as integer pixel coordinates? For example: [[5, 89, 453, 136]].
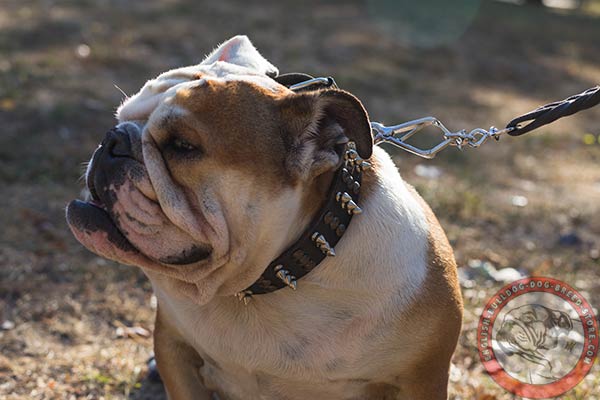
[[154, 307, 212, 399]]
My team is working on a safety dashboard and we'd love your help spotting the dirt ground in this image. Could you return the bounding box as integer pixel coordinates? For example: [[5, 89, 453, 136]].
[[1, 0, 599, 399]]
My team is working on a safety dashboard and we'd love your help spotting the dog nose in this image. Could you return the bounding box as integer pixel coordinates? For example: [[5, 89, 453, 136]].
[[85, 127, 133, 201], [103, 127, 132, 157]]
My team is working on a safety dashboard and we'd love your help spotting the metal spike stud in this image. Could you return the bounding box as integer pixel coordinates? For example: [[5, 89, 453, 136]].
[[345, 200, 363, 215], [236, 290, 252, 305], [311, 232, 336, 256], [342, 168, 351, 183], [313, 233, 328, 246], [276, 269, 288, 281], [322, 245, 335, 256], [346, 201, 357, 213], [284, 274, 293, 285], [351, 161, 366, 172], [345, 149, 359, 161], [275, 268, 298, 290], [336, 192, 352, 204]]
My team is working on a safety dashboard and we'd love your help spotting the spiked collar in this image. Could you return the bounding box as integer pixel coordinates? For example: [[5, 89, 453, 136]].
[[236, 141, 370, 303]]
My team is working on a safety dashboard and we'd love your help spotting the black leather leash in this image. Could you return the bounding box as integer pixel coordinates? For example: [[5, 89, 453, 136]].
[[506, 85, 600, 136]]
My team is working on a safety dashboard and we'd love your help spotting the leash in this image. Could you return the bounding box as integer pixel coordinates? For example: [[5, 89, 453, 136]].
[[285, 75, 600, 159]]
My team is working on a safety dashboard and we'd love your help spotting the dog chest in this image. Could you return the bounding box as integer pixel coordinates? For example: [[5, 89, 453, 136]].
[[158, 292, 402, 399]]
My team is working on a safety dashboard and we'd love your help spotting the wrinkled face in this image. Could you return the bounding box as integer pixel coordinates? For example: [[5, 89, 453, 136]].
[[66, 36, 372, 305]]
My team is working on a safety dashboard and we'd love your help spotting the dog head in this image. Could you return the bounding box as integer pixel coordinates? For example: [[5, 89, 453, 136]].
[[66, 36, 372, 304]]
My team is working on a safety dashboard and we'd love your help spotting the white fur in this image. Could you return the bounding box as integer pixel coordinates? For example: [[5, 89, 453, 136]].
[[117, 35, 280, 123]]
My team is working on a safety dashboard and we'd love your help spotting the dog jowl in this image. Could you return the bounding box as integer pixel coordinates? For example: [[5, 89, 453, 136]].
[[66, 36, 463, 400]]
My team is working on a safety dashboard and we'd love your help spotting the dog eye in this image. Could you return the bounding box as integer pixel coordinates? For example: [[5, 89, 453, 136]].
[[173, 138, 197, 152], [164, 136, 203, 160]]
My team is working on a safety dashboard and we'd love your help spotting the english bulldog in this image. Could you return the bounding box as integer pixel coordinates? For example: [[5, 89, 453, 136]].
[[66, 35, 463, 400]]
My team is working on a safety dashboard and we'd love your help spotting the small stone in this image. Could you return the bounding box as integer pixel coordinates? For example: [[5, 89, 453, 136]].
[[449, 363, 461, 383], [1, 320, 15, 330], [511, 195, 528, 207], [76, 44, 91, 58], [116, 325, 150, 338], [491, 267, 525, 283]]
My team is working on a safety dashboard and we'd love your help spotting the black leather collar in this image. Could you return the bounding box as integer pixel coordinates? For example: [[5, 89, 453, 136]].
[[237, 141, 370, 303], [235, 73, 371, 303]]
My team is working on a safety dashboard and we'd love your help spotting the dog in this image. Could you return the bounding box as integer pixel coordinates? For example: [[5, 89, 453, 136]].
[[66, 35, 463, 400]]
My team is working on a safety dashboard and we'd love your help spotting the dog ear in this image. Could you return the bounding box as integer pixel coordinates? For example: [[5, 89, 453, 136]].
[[201, 35, 278, 77], [281, 89, 373, 180]]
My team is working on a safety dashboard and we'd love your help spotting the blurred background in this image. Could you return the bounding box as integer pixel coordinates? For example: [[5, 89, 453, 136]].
[[0, 0, 599, 398]]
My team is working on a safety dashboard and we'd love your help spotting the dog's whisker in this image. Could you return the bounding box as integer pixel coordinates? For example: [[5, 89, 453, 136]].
[[114, 84, 129, 99], [77, 162, 90, 182]]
